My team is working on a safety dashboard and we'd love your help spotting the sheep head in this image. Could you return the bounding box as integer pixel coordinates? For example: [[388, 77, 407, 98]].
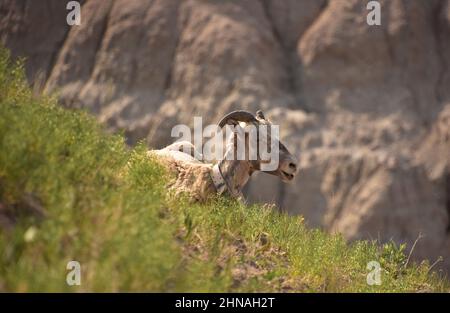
[[218, 110, 298, 182]]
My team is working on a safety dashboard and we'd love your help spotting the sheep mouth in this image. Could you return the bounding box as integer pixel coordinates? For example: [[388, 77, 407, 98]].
[[281, 170, 294, 181]]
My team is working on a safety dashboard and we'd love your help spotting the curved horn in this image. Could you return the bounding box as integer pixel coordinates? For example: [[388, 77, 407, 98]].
[[218, 110, 257, 128], [256, 110, 265, 120]]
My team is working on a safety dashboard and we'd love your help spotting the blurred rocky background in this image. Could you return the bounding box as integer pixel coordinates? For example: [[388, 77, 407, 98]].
[[1, 0, 449, 271]]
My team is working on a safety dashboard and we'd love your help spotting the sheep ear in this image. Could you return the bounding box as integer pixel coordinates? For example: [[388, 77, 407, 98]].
[[256, 110, 265, 120]]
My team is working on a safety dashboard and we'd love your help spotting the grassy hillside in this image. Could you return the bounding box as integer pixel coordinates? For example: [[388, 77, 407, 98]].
[[0, 48, 447, 292]]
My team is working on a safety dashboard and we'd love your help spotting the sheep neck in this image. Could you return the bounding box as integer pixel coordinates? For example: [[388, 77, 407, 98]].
[[218, 151, 252, 196]]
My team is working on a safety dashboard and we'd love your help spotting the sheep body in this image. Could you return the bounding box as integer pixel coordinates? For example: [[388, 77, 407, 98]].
[[148, 151, 216, 201], [147, 110, 299, 202]]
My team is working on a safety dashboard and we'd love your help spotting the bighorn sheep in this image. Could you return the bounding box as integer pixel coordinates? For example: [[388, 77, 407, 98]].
[[148, 110, 298, 202]]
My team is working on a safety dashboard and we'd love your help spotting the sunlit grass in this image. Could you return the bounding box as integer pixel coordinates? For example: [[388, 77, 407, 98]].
[[0, 47, 447, 292]]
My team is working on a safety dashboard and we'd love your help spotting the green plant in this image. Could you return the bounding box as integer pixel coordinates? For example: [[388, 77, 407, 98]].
[[0, 47, 447, 292]]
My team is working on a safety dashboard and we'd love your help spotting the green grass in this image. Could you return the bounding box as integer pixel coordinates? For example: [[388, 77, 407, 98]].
[[0, 47, 448, 292]]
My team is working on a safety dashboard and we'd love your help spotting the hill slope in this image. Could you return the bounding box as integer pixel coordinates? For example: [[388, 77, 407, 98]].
[[2, 0, 450, 274], [0, 49, 447, 292]]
